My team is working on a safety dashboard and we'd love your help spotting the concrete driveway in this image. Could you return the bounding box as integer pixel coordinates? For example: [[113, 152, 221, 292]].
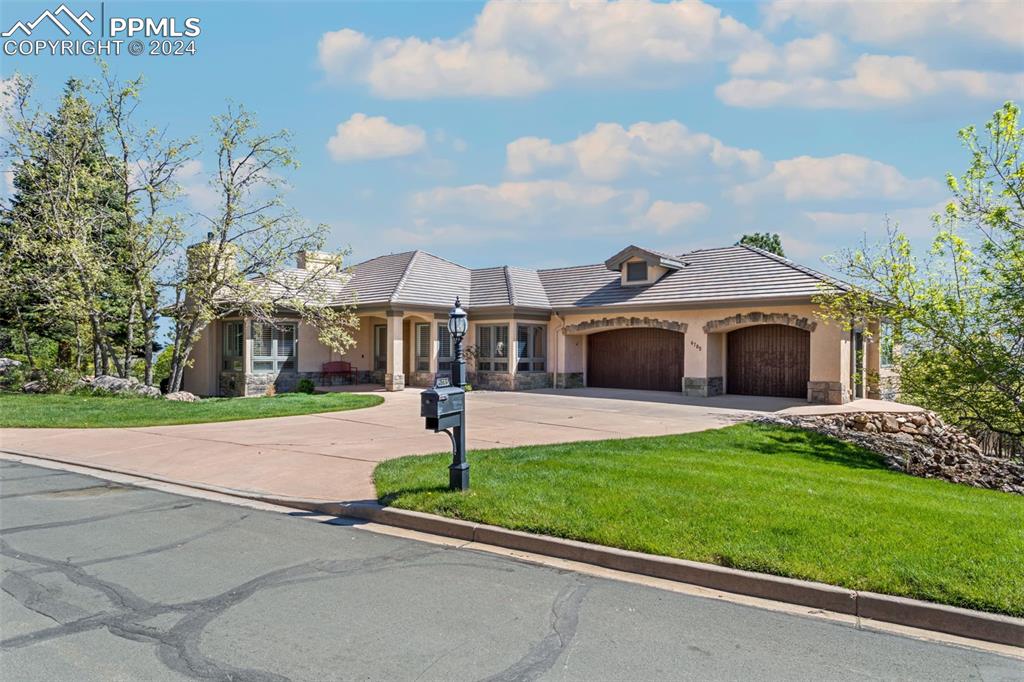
[[0, 388, 898, 503]]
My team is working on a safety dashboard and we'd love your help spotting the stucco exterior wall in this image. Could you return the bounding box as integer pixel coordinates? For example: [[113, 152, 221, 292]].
[[182, 322, 218, 396], [187, 302, 852, 402], [343, 316, 380, 372], [297, 321, 332, 373]]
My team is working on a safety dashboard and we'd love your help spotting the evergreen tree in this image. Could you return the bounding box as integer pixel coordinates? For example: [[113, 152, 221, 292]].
[[737, 232, 785, 257]]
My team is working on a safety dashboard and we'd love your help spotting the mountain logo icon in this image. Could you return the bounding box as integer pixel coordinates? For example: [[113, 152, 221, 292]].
[[2, 4, 95, 38]]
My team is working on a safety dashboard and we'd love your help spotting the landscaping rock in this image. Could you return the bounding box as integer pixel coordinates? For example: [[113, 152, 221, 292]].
[[0, 357, 22, 374], [91, 375, 162, 399], [756, 410, 1024, 495], [164, 391, 199, 402], [21, 380, 44, 393]]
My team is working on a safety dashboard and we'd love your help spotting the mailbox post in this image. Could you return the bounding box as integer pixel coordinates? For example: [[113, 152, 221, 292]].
[[448, 297, 468, 490], [421, 297, 470, 491]]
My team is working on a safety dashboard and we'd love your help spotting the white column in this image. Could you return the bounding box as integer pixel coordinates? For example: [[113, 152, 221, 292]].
[[508, 321, 519, 387], [385, 312, 405, 391]]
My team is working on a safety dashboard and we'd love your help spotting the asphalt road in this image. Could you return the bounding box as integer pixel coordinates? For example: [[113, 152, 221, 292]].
[[0, 461, 1020, 681]]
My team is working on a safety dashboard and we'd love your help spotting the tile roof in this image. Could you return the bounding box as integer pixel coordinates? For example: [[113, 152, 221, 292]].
[[245, 244, 849, 312], [469, 267, 510, 307], [537, 245, 848, 309]]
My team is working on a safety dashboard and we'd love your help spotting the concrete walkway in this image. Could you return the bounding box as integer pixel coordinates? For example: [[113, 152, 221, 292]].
[[0, 388, 917, 503]]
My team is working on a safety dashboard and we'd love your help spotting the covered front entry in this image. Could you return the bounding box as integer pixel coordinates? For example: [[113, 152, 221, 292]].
[[587, 328, 685, 392], [726, 324, 809, 398]]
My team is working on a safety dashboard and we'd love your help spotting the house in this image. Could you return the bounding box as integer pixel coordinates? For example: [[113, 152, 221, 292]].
[[182, 243, 892, 403]]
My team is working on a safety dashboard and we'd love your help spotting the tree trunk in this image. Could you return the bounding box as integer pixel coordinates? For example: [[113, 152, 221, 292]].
[[122, 299, 136, 379], [75, 327, 83, 373], [19, 318, 34, 368]]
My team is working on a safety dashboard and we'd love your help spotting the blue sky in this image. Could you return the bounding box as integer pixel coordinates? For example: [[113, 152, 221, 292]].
[[2, 0, 1022, 272]]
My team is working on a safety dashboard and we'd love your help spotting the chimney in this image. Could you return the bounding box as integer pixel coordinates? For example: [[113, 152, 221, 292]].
[[186, 235, 237, 281], [297, 250, 338, 272]]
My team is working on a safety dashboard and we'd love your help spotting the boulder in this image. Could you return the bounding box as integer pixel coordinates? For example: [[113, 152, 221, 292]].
[[881, 415, 901, 433], [91, 375, 161, 399], [164, 391, 199, 403], [21, 380, 44, 393], [0, 357, 22, 374]]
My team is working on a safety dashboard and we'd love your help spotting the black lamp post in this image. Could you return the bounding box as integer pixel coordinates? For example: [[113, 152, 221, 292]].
[[448, 296, 468, 388], [447, 297, 469, 490]]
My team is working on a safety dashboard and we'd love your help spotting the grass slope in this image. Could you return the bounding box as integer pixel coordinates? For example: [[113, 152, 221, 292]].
[[0, 392, 383, 428], [376, 423, 1024, 616]]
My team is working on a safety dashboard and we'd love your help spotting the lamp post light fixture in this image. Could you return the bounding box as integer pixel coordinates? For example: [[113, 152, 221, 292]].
[[448, 296, 469, 388], [447, 296, 469, 490]]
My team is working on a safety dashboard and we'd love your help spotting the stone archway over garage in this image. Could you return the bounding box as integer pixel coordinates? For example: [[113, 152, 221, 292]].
[[563, 316, 688, 335], [702, 311, 817, 335]]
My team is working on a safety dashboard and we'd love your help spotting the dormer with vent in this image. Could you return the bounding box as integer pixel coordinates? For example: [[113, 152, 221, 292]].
[[604, 245, 686, 287]]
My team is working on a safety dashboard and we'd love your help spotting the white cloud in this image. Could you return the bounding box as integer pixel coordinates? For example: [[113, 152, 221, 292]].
[[730, 153, 941, 204], [326, 113, 426, 162], [641, 200, 710, 234], [717, 55, 1024, 109], [803, 202, 949, 238], [174, 160, 220, 214], [763, 0, 1024, 52], [410, 179, 706, 240], [317, 0, 760, 98], [506, 120, 764, 182], [412, 180, 646, 223], [730, 33, 841, 77]]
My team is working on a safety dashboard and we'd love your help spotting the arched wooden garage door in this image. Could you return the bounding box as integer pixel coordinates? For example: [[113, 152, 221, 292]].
[[587, 328, 685, 392], [726, 324, 809, 398]]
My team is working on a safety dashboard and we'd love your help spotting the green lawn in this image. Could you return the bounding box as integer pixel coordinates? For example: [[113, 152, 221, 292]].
[[375, 423, 1024, 616], [0, 392, 383, 428]]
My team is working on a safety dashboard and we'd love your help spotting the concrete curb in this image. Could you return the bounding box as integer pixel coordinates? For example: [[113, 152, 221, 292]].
[[3, 449, 1021, 649], [318, 502, 1023, 649]]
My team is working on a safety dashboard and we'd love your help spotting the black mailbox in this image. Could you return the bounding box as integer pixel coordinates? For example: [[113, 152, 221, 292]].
[[421, 383, 465, 432]]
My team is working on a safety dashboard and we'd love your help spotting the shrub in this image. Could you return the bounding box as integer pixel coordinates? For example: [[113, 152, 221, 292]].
[[36, 368, 80, 393], [296, 378, 316, 394]]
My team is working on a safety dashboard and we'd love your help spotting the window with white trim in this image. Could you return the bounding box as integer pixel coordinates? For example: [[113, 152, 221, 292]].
[[251, 322, 296, 373], [880, 322, 895, 368], [415, 323, 430, 371], [516, 324, 546, 372], [475, 324, 508, 372], [222, 321, 243, 371], [437, 324, 453, 372]]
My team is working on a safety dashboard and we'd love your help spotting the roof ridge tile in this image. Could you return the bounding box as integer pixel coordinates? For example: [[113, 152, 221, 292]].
[[389, 250, 420, 303], [503, 265, 516, 306]]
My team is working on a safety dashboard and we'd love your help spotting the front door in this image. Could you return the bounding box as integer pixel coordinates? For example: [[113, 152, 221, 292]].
[[853, 330, 865, 399], [373, 325, 387, 371]]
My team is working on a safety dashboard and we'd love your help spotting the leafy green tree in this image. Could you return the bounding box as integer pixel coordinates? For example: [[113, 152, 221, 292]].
[[165, 105, 358, 392], [816, 102, 1024, 443], [737, 232, 785, 256], [96, 65, 195, 384], [1, 76, 132, 375]]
